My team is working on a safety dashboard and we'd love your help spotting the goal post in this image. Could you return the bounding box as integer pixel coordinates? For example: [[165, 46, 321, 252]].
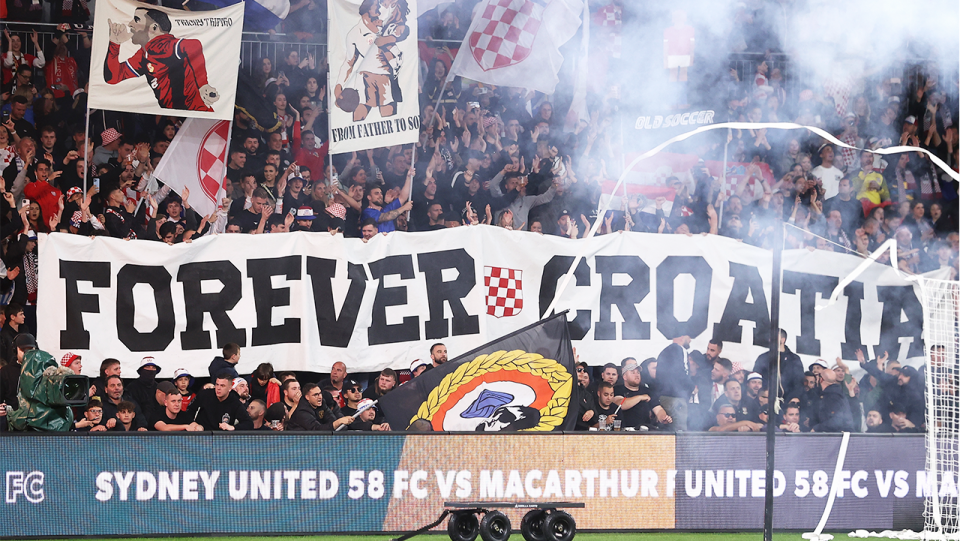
[[918, 277, 960, 541]]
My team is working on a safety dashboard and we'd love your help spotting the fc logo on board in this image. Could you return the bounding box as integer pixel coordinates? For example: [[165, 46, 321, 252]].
[[5, 471, 45, 503]]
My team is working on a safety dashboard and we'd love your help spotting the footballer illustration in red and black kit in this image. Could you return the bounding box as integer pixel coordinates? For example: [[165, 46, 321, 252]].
[[103, 8, 220, 112]]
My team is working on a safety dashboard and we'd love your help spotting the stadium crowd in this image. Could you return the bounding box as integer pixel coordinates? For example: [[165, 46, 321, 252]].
[[0, 1, 956, 432]]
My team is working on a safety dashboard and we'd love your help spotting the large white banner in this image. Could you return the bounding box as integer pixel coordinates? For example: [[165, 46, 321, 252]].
[[328, 0, 420, 154], [89, 0, 243, 120], [37, 228, 939, 378]]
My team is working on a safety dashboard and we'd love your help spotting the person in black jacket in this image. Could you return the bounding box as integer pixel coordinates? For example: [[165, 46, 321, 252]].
[[574, 361, 595, 431], [656, 334, 694, 431], [125, 357, 161, 418], [810, 368, 853, 433], [286, 383, 353, 431], [208, 343, 241, 380], [752, 329, 804, 402], [894, 365, 925, 430], [0, 303, 25, 366], [188, 374, 252, 431]]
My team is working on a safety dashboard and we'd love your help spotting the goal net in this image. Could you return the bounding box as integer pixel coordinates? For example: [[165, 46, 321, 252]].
[[919, 277, 960, 541]]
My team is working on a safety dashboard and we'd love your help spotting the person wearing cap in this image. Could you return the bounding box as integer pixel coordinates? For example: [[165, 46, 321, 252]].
[[409, 359, 430, 379], [811, 144, 844, 199], [287, 382, 353, 431], [127, 356, 161, 418], [187, 373, 253, 431], [93, 128, 122, 167], [0, 333, 36, 412], [614, 357, 671, 429], [809, 366, 853, 433], [341, 397, 390, 431], [150, 382, 203, 431], [752, 329, 804, 403], [886, 402, 920, 433], [263, 402, 286, 430], [173, 368, 196, 411], [743, 372, 764, 421], [291, 205, 317, 232], [574, 360, 595, 431], [232, 377, 251, 405], [61, 352, 81, 374]]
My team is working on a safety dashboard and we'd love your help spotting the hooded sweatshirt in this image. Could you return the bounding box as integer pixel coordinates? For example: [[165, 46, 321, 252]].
[[208, 356, 239, 380]]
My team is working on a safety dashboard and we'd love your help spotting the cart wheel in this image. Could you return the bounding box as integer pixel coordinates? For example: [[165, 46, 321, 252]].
[[448, 511, 480, 541], [542, 510, 576, 541], [479, 510, 512, 541], [520, 509, 547, 541]]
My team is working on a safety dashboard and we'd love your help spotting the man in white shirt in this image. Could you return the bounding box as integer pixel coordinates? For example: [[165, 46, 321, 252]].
[[811, 144, 844, 199]]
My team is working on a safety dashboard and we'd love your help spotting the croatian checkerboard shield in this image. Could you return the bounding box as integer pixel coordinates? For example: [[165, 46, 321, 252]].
[[484, 266, 523, 317], [468, 0, 546, 71]]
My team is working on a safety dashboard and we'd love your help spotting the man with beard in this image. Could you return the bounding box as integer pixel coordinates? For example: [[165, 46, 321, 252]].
[[614, 357, 671, 430], [105, 8, 219, 112], [362, 369, 398, 400], [430, 343, 447, 368], [232, 378, 251, 405], [287, 383, 354, 431]]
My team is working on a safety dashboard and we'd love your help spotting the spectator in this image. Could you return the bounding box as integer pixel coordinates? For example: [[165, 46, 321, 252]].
[[363, 368, 398, 400], [752, 329, 804, 401], [249, 363, 280, 406], [209, 342, 241, 380], [110, 401, 144, 432], [318, 361, 348, 403], [126, 357, 161, 417], [430, 343, 447, 368], [656, 334, 694, 430], [150, 383, 203, 431], [173, 368, 197, 411], [590, 381, 619, 429], [410, 359, 430, 379], [287, 382, 353, 431], [0, 303, 24, 364], [187, 374, 253, 431], [709, 404, 761, 432], [74, 398, 107, 432], [232, 377, 251, 406], [810, 366, 853, 433], [613, 357, 670, 430], [247, 399, 270, 431], [99, 374, 148, 430]]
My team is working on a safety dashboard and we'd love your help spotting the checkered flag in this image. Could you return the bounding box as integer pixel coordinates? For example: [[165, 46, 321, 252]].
[[484, 266, 523, 318], [448, 0, 582, 95]]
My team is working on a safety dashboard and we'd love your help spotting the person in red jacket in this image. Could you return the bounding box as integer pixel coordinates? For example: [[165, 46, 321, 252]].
[[104, 8, 219, 112], [22, 159, 63, 230], [44, 32, 79, 99]]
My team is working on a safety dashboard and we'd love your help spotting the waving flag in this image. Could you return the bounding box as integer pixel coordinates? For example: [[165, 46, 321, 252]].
[[448, 0, 581, 94], [379, 313, 577, 432], [153, 118, 231, 218]]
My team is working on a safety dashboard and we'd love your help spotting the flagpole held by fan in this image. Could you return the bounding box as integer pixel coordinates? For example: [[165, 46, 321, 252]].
[[334, 399, 378, 431]]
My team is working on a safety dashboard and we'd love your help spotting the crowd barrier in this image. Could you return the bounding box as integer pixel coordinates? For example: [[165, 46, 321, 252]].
[[1, 432, 925, 537]]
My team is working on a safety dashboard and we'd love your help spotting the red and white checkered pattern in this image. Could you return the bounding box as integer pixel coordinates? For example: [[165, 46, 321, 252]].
[[196, 120, 230, 203], [468, 0, 545, 71], [594, 3, 621, 58], [484, 266, 523, 318]]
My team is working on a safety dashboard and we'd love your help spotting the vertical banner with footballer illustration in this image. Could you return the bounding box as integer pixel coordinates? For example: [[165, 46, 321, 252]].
[[379, 313, 578, 432], [88, 0, 243, 120], [328, 0, 420, 154]]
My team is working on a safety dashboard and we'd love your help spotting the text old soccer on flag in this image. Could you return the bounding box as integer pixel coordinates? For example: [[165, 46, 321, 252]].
[[484, 265, 523, 317], [89, 0, 243, 120]]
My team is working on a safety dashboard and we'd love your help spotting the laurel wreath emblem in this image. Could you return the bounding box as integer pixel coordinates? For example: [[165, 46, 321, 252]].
[[411, 349, 573, 431]]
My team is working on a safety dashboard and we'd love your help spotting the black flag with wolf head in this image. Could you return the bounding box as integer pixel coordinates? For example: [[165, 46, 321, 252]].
[[380, 313, 578, 432]]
